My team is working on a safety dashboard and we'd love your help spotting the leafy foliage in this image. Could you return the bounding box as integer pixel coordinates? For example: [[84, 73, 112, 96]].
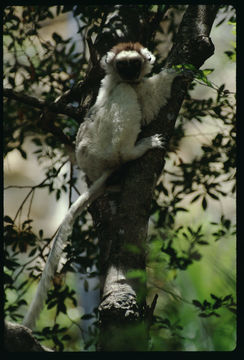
[[35, 324, 71, 352], [192, 293, 236, 318], [4, 5, 236, 351]]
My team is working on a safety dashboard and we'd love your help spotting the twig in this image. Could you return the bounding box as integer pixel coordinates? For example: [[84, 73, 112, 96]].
[[72, 184, 81, 196], [27, 189, 35, 219], [14, 188, 33, 223], [149, 281, 193, 306], [146, 293, 158, 329], [4, 185, 35, 190], [69, 163, 73, 207]]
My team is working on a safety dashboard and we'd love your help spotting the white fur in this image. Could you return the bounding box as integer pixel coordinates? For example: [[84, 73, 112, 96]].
[[76, 64, 178, 180], [135, 69, 178, 125], [116, 50, 141, 60], [140, 47, 156, 64]]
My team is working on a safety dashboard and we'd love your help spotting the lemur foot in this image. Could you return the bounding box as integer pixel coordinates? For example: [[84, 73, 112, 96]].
[[151, 134, 167, 149]]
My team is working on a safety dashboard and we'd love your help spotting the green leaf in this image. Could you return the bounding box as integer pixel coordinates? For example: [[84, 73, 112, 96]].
[[22, 219, 33, 228], [199, 313, 209, 318], [201, 196, 207, 210], [191, 194, 201, 203], [17, 147, 27, 159], [210, 293, 219, 300], [81, 313, 94, 320], [228, 307, 236, 314], [202, 68, 214, 76], [208, 192, 219, 200], [192, 300, 202, 309], [29, 248, 37, 257], [17, 280, 28, 290], [31, 137, 42, 146], [197, 240, 209, 245], [62, 334, 71, 341], [56, 189, 61, 200], [52, 32, 62, 43], [127, 269, 147, 283], [4, 216, 14, 224]]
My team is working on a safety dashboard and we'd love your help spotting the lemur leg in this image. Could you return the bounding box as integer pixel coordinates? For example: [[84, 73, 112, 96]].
[[123, 134, 166, 162]]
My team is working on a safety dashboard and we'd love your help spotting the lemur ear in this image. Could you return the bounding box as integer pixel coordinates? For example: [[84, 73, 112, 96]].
[[140, 47, 156, 64], [101, 51, 116, 69], [105, 51, 116, 64]]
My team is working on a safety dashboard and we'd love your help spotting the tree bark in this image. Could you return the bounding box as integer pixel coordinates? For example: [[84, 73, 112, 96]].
[[90, 5, 219, 351]]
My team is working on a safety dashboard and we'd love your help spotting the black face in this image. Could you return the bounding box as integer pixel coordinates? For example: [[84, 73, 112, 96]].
[[116, 58, 142, 82]]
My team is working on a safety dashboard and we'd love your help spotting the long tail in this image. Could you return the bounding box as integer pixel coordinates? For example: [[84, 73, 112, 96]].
[[23, 170, 112, 329]]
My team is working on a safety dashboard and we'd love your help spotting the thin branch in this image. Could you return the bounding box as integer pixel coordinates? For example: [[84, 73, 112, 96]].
[[3, 88, 82, 121], [14, 188, 32, 223], [4, 185, 34, 190], [149, 281, 193, 306], [69, 163, 73, 207], [166, 5, 219, 68], [13, 160, 68, 222], [27, 189, 35, 219], [12, 224, 61, 285], [72, 184, 81, 196]]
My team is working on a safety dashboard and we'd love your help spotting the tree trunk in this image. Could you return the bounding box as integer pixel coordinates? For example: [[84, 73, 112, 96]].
[[89, 5, 219, 351]]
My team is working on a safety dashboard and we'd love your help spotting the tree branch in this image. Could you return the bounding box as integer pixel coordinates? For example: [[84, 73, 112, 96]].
[[3, 88, 82, 121], [166, 5, 219, 68], [4, 61, 104, 148]]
